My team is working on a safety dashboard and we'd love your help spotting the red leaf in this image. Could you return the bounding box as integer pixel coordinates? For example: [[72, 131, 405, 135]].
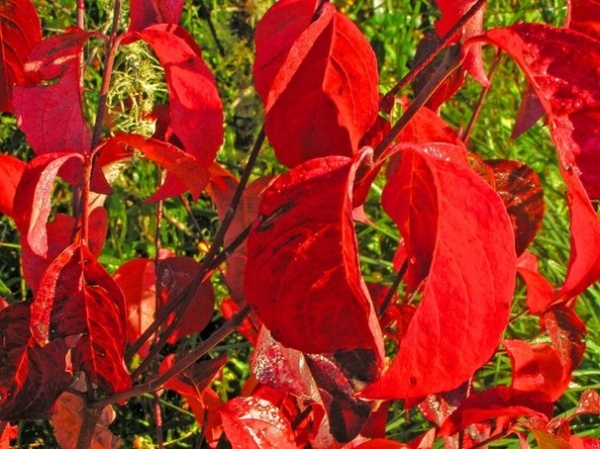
[[570, 436, 600, 449], [207, 397, 296, 449], [102, 134, 209, 201], [531, 430, 572, 449], [0, 302, 72, 420], [244, 151, 384, 361], [541, 306, 586, 378], [0, 154, 26, 217], [13, 153, 83, 257], [478, 24, 600, 299], [134, 25, 223, 167], [129, 0, 184, 31], [32, 243, 130, 394], [13, 28, 95, 155], [0, 0, 41, 112], [114, 256, 215, 354], [504, 339, 569, 401], [438, 387, 553, 436], [362, 144, 516, 399], [517, 253, 556, 315], [567, 0, 600, 41], [485, 159, 545, 256], [352, 440, 408, 449], [574, 390, 600, 416], [254, 0, 379, 167]]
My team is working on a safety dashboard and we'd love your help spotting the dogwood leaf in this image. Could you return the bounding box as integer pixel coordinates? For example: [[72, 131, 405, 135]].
[[129, 0, 184, 31], [254, 0, 379, 167], [363, 144, 516, 399]]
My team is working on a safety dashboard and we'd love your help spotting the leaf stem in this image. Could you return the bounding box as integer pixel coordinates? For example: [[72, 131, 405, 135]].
[[75, 405, 103, 449], [378, 259, 408, 317], [461, 50, 503, 145], [373, 44, 463, 161], [384, 0, 487, 100], [93, 304, 251, 409]]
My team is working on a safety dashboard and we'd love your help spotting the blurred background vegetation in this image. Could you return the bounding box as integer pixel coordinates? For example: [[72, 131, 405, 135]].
[[2, 0, 600, 447]]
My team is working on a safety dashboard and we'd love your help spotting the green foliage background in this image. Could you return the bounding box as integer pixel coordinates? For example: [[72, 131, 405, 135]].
[[1, 0, 600, 447]]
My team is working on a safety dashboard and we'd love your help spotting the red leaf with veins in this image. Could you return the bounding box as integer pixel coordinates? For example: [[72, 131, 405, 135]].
[[362, 144, 516, 399], [0, 0, 41, 112], [254, 0, 379, 167], [0, 302, 72, 420], [32, 243, 130, 394], [478, 24, 600, 299], [129, 0, 184, 31], [101, 134, 209, 201], [134, 25, 223, 167], [244, 150, 384, 361], [438, 387, 553, 436], [13, 28, 95, 154], [207, 397, 296, 449], [0, 154, 25, 217]]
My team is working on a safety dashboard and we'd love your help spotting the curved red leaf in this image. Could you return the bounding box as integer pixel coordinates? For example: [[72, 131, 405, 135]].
[[517, 253, 555, 315], [32, 243, 130, 394], [255, 0, 379, 167], [13, 28, 95, 154], [363, 144, 516, 399], [207, 397, 296, 449], [103, 134, 209, 201], [0, 0, 41, 112], [0, 154, 26, 217], [134, 25, 223, 167], [129, 0, 184, 31], [478, 24, 600, 299], [244, 151, 384, 361], [438, 387, 553, 436], [0, 302, 72, 420]]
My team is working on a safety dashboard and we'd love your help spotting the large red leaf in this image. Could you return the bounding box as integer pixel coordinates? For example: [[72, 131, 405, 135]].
[[0, 0, 41, 112], [254, 0, 379, 167], [129, 0, 184, 32], [13, 28, 94, 155], [32, 243, 131, 394], [207, 397, 296, 449], [134, 25, 223, 167], [362, 144, 516, 399], [438, 387, 553, 436], [478, 24, 600, 299], [101, 134, 209, 201], [0, 154, 26, 217], [0, 302, 72, 420], [567, 0, 600, 41], [244, 151, 384, 361]]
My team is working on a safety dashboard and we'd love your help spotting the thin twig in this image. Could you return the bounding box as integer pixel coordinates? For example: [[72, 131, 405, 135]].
[[92, 305, 251, 409], [378, 259, 409, 317], [198, 0, 225, 57], [461, 50, 503, 145]]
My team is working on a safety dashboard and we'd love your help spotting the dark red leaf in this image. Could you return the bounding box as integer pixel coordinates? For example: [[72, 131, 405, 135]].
[[244, 151, 384, 361], [504, 339, 569, 401], [207, 397, 296, 449], [13, 28, 95, 155], [134, 25, 223, 167], [0, 0, 41, 112], [511, 84, 545, 140], [0, 302, 72, 420], [485, 159, 544, 256], [32, 243, 130, 394], [254, 0, 379, 167], [114, 255, 214, 353], [129, 0, 184, 31], [541, 306, 586, 378], [567, 0, 600, 41], [102, 134, 209, 201], [0, 154, 26, 217], [352, 439, 408, 449], [362, 144, 516, 400], [438, 387, 553, 436]]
